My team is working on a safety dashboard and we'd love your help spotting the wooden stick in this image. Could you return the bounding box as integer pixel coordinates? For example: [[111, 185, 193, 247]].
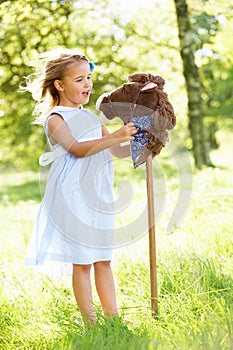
[[146, 153, 158, 316]]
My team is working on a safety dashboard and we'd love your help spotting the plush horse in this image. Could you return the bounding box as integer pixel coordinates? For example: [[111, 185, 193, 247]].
[[96, 73, 176, 167]]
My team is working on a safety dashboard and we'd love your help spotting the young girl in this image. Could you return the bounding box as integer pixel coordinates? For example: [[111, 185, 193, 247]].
[[25, 49, 137, 324]]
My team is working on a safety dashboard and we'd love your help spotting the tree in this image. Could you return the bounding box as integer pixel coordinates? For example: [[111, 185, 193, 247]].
[[173, 0, 211, 168], [0, 0, 75, 168]]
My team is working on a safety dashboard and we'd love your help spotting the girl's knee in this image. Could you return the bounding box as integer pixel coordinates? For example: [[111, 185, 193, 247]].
[[94, 260, 111, 270], [73, 264, 92, 273]]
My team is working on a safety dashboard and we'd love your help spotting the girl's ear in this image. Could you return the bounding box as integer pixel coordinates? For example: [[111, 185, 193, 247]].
[[54, 80, 64, 91]]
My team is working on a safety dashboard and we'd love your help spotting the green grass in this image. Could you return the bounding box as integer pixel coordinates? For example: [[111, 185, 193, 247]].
[[0, 129, 233, 349]]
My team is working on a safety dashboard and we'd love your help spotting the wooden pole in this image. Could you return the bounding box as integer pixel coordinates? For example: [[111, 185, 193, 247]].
[[146, 153, 158, 316]]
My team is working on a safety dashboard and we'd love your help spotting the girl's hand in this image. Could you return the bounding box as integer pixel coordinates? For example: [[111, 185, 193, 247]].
[[112, 122, 137, 142]]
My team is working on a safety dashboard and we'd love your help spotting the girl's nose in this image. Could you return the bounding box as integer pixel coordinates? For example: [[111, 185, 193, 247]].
[[84, 78, 92, 87]]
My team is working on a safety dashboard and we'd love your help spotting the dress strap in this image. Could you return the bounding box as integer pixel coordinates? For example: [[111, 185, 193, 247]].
[[39, 146, 67, 166]]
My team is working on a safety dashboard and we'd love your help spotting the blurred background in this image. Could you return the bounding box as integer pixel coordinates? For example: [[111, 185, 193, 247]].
[[0, 0, 232, 170], [1, 2, 233, 348]]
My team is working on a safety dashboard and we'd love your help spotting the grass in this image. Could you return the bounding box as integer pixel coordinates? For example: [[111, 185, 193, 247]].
[[0, 129, 233, 349]]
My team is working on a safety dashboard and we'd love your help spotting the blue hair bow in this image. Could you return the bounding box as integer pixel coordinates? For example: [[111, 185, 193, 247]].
[[89, 61, 95, 72]]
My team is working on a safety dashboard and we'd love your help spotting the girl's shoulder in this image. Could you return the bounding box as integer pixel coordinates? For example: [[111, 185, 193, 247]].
[[44, 107, 100, 131], [47, 106, 82, 120], [47, 106, 98, 121]]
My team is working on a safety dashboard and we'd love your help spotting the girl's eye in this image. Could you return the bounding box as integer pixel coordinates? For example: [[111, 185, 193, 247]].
[[76, 76, 91, 82]]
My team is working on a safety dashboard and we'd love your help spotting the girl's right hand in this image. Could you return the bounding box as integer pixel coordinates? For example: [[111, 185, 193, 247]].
[[113, 122, 137, 142]]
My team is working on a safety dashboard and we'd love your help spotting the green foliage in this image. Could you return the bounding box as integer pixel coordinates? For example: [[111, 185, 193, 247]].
[[0, 0, 233, 169], [1, 0, 182, 170], [190, 0, 233, 122], [0, 0, 76, 169], [191, 12, 220, 49]]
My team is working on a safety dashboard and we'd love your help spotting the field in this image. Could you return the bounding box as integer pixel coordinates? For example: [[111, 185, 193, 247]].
[[0, 129, 233, 350]]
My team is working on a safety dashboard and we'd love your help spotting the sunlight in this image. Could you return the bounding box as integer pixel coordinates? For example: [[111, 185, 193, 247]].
[[110, 0, 157, 15]]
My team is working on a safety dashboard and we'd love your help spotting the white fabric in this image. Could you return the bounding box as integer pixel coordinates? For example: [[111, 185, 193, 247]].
[[26, 107, 114, 276]]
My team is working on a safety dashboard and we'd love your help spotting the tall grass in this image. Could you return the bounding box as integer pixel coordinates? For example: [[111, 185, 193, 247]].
[[0, 130, 233, 349]]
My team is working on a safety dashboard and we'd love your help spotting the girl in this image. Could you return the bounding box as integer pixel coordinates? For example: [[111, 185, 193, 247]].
[[25, 49, 137, 324]]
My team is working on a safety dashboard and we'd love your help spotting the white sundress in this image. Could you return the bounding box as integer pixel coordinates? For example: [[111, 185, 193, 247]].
[[25, 106, 114, 276]]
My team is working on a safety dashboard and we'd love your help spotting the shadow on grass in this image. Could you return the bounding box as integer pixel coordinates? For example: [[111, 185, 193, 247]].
[[0, 180, 42, 204]]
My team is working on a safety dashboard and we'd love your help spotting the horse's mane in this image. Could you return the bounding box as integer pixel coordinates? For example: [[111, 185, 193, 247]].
[[128, 73, 176, 128]]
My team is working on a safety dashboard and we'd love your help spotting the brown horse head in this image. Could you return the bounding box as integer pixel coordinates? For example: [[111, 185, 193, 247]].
[[96, 73, 176, 164]]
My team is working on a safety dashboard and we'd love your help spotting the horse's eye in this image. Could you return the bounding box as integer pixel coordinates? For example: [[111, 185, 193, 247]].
[[122, 88, 126, 93]]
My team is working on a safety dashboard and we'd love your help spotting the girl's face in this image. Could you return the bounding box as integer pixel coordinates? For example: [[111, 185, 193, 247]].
[[56, 61, 93, 108]]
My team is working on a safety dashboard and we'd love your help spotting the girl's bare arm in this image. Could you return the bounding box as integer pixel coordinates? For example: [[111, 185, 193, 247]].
[[47, 114, 137, 158]]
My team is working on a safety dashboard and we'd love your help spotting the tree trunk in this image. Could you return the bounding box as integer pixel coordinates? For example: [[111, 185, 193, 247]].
[[174, 0, 211, 168]]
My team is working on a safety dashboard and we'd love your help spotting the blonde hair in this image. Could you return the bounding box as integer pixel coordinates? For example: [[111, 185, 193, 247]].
[[26, 49, 89, 124]]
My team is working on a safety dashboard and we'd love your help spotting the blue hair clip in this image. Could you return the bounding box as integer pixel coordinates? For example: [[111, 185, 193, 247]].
[[89, 61, 95, 72]]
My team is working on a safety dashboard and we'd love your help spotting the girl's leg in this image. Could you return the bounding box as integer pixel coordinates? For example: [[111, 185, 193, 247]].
[[72, 264, 96, 324], [93, 260, 118, 318]]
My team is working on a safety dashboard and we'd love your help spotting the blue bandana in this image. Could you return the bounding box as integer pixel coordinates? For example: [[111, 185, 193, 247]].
[[130, 115, 153, 168]]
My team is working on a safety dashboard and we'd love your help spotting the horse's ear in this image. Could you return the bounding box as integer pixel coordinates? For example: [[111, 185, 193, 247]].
[[141, 82, 157, 91]]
